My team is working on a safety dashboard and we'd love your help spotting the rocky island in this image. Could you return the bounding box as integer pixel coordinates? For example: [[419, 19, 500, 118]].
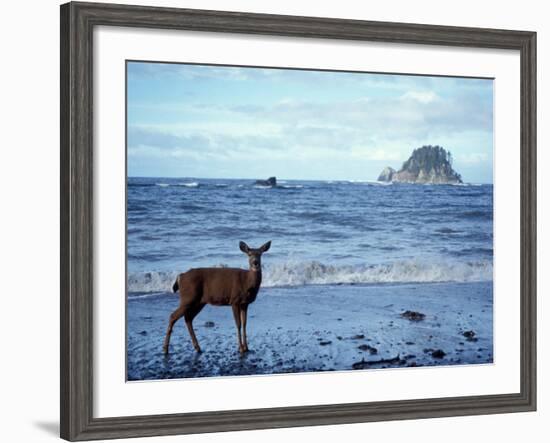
[[378, 145, 462, 184], [255, 176, 277, 187]]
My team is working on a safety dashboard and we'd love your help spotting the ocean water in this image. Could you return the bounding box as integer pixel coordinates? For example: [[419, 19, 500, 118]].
[[127, 177, 493, 295]]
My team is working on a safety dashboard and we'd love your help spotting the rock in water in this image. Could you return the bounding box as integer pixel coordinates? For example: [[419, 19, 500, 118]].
[[377, 166, 396, 182], [378, 145, 463, 184], [255, 176, 277, 187]]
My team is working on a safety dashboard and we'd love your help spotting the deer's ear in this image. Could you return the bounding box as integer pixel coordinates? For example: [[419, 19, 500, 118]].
[[259, 241, 271, 253], [239, 241, 250, 254]]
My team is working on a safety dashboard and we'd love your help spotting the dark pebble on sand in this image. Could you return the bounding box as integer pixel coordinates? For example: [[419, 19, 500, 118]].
[[336, 336, 342, 340], [357, 344, 378, 354], [401, 310, 426, 321], [405, 341, 415, 345], [139, 330, 147, 336], [432, 349, 446, 359], [319, 341, 332, 346], [351, 334, 365, 339], [204, 321, 215, 327]]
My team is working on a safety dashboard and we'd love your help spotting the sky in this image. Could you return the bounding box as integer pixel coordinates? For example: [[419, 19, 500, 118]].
[[127, 61, 494, 183]]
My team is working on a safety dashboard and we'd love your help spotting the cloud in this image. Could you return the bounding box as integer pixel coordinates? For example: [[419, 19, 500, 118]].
[[222, 91, 491, 142], [128, 127, 210, 151], [401, 90, 438, 103], [129, 85, 492, 170], [128, 62, 287, 82], [352, 148, 403, 161], [455, 152, 490, 164], [128, 126, 289, 160]]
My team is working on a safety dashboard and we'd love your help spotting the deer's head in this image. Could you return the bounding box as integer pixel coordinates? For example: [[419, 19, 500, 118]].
[[239, 241, 271, 272]]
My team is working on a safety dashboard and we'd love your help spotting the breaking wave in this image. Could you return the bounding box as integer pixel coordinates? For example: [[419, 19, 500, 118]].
[[154, 181, 199, 188], [262, 259, 492, 287], [127, 259, 493, 294]]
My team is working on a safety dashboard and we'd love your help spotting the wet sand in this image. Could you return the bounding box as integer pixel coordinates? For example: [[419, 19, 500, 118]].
[[127, 282, 493, 381]]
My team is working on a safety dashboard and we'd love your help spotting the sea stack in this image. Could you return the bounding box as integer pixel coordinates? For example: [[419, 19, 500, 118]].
[[378, 145, 462, 184], [255, 176, 277, 187], [377, 166, 396, 182]]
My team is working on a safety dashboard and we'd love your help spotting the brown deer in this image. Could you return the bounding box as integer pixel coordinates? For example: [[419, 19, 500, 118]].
[[163, 241, 271, 355]]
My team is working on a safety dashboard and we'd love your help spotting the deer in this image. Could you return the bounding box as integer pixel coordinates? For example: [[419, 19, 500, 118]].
[[163, 241, 271, 355]]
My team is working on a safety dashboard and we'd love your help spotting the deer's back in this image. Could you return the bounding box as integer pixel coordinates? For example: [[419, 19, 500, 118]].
[[178, 267, 250, 306]]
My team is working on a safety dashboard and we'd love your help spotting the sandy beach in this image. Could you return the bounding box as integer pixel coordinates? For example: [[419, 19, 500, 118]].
[[127, 281, 493, 381]]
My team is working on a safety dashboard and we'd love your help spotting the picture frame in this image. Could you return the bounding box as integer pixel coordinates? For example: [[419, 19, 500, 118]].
[[60, 1, 536, 440]]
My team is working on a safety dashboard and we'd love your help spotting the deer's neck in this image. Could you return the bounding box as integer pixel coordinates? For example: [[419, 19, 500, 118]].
[[247, 269, 262, 289]]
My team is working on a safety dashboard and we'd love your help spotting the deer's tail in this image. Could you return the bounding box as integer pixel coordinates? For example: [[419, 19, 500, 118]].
[[172, 277, 179, 293]]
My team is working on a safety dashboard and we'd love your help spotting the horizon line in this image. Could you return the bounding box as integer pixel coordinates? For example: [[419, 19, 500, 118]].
[[127, 175, 494, 185]]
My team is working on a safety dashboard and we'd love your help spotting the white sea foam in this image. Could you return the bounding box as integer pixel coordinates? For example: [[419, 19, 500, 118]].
[[127, 259, 493, 294], [155, 181, 199, 188], [358, 180, 393, 186], [127, 271, 177, 293], [280, 185, 303, 189], [262, 259, 492, 287], [452, 182, 485, 187]]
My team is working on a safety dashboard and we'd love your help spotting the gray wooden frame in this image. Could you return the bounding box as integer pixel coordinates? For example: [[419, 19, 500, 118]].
[[60, 1, 536, 440]]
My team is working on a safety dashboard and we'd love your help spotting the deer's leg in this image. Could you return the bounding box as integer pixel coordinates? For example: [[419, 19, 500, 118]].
[[232, 304, 244, 354], [240, 305, 249, 352], [163, 305, 185, 355], [185, 303, 205, 353]]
